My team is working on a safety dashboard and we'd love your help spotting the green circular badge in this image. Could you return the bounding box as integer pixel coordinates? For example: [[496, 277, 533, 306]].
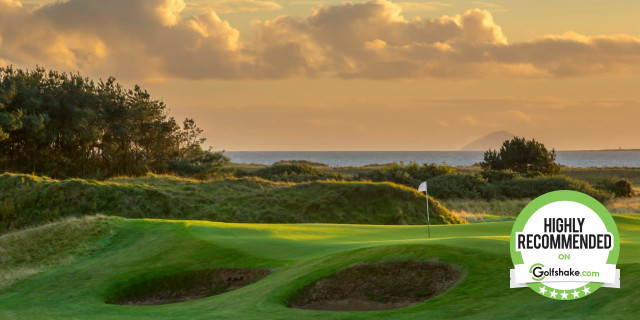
[[510, 191, 619, 300]]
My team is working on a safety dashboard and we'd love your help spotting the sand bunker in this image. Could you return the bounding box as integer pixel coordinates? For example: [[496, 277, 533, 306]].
[[290, 261, 461, 311], [111, 268, 270, 306]]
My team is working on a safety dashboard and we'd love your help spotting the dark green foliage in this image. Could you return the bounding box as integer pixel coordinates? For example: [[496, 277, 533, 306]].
[[427, 174, 499, 200], [243, 163, 343, 182], [0, 173, 463, 232], [425, 174, 613, 202], [596, 177, 636, 198], [494, 176, 613, 202], [165, 149, 230, 179], [272, 160, 329, 167], [356, 162, 455, 188], [481, 137, 560, 175], [479, 170, 517, 183], [0, 66, 218, 179]]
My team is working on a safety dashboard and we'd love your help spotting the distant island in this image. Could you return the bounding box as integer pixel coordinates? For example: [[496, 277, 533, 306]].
[[461, 131, 516, 151]]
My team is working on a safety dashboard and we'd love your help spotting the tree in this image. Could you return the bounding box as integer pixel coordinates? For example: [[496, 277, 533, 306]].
[[0, 66, 224, 179], [480, 137, 560, 175]]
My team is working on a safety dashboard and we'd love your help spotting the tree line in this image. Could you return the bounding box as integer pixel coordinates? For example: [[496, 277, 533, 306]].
[[0, 66, 226, 179]]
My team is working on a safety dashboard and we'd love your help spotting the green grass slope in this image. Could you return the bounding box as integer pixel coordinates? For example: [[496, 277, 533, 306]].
[[0, 215, 119, 290], [1, 214, 638, 319], [0, 173, 462, 232]]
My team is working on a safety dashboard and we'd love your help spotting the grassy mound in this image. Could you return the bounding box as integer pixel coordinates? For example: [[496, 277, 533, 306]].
[[0, 215, 118, 289], [0, 173, 462, 232]]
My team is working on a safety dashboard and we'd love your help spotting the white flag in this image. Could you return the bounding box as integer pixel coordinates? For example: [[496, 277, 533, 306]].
[[418, 181, 427, 192]]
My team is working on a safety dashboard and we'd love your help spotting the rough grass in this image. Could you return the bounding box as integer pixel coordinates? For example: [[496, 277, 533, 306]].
[[562, 167, 640, 185], [442, 199, 530, 222], [0, 215, 119, 289], [607, 188, 640, 214], [444, 195, 640, 221], [0, 173, 462, 232]]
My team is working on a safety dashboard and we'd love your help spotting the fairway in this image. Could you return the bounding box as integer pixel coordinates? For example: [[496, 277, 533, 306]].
[[1, 215, 639, 319]]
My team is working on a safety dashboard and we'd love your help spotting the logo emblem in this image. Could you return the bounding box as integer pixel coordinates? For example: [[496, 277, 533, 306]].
[[510, 191, 620, 300]]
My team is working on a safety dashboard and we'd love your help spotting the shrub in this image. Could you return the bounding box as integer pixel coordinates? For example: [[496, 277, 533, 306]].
[[426, 174, 499, 200], [479, 170, 518, 183], [246, 163, 342, 182], [271, 160, 329, 167], [596, 177, 636, 198], [165, 150, 230, 179], [495, 176, 613, 203], [481, 137, 560, 175], [426, 174, 613, 203], [356, 162, 455, 188]]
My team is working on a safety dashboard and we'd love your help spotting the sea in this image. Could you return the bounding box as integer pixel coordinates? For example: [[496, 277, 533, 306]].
[[226, 151, 640, 168]]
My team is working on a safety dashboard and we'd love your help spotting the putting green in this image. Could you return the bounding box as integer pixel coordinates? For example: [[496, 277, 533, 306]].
[[1, 214, 639, 319]]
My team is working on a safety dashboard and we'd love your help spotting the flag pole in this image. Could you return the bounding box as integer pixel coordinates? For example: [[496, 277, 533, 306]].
[[425, 182, 431, 239]]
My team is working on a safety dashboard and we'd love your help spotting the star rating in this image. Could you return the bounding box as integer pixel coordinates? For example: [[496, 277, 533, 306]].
[[582, 286, 591, 295], [561, 291, 569, 299], [538, 286, 548, 295], [549, 290, 558, 298], [572, 290, 580, 298]]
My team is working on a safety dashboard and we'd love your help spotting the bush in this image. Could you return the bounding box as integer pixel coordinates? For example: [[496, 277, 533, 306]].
[[165, 151, 230, 179], [356, 162, 455, 188], [481, 137, 560, 175], [495, 176, 613, 203], [271, 160, 329, 167], [246, 163, 342, 182], [426, 174, 499, 200], [479, 170, 518, 183], [425, 174, 613, 203], [596, 177, 636, 198]]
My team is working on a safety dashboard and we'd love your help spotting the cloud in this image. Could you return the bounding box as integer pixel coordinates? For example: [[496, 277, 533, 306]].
[[0, 0, 250, 79], [187, 0, 282, 14], [1, 0, 640, 80], [396, 2, 452, 12], [460, 116, 478, 126], [507, 110, 533, 124], [436, 119, 450, 127], [471, 1, 509, 13]]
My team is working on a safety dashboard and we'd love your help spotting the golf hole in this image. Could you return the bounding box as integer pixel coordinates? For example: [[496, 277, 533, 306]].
[[289, 261, 462, 311], [109, 268, 271, 306]]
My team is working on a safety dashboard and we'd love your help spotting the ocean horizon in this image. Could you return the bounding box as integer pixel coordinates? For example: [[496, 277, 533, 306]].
[[226, 150, 640, 168]]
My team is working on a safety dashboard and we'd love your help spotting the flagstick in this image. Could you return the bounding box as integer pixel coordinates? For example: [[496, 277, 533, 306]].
[[425, 183, 430, 238]]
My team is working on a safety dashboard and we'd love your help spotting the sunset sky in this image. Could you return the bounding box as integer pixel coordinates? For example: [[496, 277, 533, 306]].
[[1, 0, 640, 151]]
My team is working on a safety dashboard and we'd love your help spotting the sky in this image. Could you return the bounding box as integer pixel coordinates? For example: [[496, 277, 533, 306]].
[[1, 0, 640, 151]]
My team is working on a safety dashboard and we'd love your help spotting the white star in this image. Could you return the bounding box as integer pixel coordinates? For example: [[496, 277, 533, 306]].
[[572, 290, 580, 298], [538, 286, 548, 295], [582, 286, 591, 295], [549, 290, 558, 298], [561, 291, 569, 299]]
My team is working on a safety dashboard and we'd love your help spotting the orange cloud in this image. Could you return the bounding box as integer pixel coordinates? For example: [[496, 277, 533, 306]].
[[1, 0, 640, 80], [188, 0, 282, 14]]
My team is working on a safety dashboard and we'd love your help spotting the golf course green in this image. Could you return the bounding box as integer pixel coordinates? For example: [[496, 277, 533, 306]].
[[1, 214, 639, 319]]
